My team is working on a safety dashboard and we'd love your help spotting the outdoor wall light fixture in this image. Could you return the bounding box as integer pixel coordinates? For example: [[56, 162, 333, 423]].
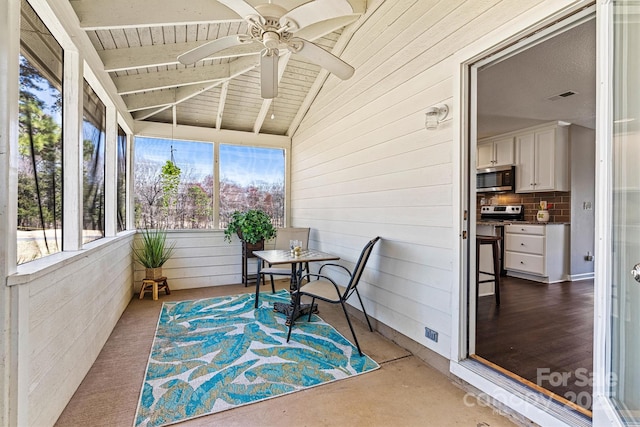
[[425, 104, 449, 130]]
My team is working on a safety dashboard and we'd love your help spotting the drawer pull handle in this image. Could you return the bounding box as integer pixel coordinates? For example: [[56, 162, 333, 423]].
[[520, 261, 525, 264], [521, 228, 526, 231], [520, 243, 525, 246]]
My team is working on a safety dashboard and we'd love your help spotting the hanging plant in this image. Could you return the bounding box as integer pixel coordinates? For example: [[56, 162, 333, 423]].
[[160, 160, 181, 209]]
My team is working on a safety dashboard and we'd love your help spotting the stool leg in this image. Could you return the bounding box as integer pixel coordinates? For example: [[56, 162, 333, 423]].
[[153, 282, 158, 300], [492, 241, 501, 305], [139, 282, 146, 299], [164, 279, 170, 295]]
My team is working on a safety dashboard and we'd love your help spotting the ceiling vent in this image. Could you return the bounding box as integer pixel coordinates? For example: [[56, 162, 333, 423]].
[[547, 90, 578, 101]]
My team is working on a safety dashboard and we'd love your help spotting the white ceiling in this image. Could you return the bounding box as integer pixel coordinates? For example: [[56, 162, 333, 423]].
[[68, 0, 368, 136], [477, 18, 596, 139]]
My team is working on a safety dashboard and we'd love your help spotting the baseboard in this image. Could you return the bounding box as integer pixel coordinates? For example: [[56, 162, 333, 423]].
[[569, 272, 594, 281], [506, 270, 567, 284]]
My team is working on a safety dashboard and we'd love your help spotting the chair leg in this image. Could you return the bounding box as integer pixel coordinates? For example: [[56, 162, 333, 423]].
[[340, 301, 363, 357], [254, 276, 261, 309], [286, 292, 300, 343], [307, 297, 316, 322], [354, 289, 373, 332]]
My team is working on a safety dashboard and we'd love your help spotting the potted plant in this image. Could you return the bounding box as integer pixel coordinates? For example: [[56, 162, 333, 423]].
[[132, 228, 176, 279], [224, 209, 277, 246]]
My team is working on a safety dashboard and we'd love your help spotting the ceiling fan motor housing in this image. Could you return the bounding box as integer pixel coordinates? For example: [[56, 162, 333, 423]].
[[262, 31, 280, 49]]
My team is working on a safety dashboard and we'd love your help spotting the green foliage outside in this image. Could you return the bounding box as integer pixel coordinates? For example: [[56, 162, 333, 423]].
[[17, 57, 63, 262]]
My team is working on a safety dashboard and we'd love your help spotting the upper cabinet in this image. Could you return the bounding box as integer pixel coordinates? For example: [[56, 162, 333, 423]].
[[477, 136, 514, 169], [514, 123, 569, 193]]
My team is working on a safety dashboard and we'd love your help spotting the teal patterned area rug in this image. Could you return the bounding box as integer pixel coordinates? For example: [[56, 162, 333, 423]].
[[134, 290, 379, 427]]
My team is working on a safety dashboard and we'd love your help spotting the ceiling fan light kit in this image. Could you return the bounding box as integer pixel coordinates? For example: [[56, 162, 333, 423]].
[[177, 0, 356, 99]]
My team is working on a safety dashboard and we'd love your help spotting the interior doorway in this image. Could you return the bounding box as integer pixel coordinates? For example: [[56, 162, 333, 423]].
[[468, 11, 596, 416]]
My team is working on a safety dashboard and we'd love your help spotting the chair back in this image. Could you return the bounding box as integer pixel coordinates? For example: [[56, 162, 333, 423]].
[[342, 237, 380, 300], [274, 227, 310, 251]]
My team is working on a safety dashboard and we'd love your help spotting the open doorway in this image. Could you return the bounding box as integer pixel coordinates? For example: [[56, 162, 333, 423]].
[[469, 13, 596, 416]]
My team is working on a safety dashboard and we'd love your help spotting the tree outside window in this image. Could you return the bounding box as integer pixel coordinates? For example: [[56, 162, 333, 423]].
[[17, 0, 63, 264], [133, 139, 284, 230]]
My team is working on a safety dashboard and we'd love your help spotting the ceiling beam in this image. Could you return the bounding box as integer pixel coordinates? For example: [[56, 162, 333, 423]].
[[100, 42, 260, 72], [69, 0, 242, 30], [132, 107, 170, 121], [70, 0, 366, 30], [113, 64, 231, 94], [216, 81, 229, 130], [135, 120, 290, 148], [124, 56, 259, 112]]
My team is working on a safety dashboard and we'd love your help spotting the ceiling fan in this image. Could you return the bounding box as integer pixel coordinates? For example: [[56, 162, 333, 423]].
[[177, 0, 356, 99]]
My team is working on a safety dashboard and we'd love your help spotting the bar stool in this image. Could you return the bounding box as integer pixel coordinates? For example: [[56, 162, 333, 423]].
[[139, 277, 170, 300], [476, 235, 501, 305]]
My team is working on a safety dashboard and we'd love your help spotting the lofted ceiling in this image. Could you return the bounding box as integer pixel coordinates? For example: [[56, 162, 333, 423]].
[[67, 0, 369, 137]]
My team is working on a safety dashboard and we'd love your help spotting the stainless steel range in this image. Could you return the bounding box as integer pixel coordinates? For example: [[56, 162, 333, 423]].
[[480, 205, 524, 222], [478, 205, 524, 276]]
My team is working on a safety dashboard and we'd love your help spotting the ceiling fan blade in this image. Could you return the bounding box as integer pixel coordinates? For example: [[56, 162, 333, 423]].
[[216, 0, 260, 19], [288, 38, 354, 80], [280, 0, 353, 31], [261, 49, 279, 99], [178, 35, 247, 64], [295, 15, 359, 41]]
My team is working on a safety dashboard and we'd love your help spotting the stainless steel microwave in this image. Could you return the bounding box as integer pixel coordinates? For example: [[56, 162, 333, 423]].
[[476, 165, 515, 192]]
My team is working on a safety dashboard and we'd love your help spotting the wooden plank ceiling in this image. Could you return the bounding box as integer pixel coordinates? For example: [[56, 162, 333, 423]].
[[68, 0, 367, 136]]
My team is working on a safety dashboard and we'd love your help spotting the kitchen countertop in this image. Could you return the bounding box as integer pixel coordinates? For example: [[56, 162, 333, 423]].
[[477, 221, 570, 226]]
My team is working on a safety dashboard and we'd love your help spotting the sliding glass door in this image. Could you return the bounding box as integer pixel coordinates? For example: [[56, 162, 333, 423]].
[[609, 0, 640, 423], [597, 1, 640, 425]]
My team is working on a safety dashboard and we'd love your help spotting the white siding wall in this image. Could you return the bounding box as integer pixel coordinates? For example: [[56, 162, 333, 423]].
[[290, 0, 550, 358], [8, 235, 134, 427], [132, 231, 276, 290]]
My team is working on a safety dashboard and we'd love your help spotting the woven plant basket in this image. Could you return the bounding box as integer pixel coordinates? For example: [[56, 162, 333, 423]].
[[145, 267, 163, 280]]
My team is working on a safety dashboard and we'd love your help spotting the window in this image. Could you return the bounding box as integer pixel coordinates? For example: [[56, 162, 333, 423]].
[[82, 80, 106, 243], [134, 137, 214, 229], [133, 139, 285, 230], [117, 126, 127, 232], [219, 145, 284, 228], [17, 0, 63, 264]]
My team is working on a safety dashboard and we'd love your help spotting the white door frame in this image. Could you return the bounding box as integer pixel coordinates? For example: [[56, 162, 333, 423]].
[[449, 1, 605, 426], [592, 0, 627, 425]]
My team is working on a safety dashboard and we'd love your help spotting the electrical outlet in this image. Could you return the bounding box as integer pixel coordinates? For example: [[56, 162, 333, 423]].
[[583, 201, 593, 210], [585, 251, 594, 261], [425, 327, 438, 342]]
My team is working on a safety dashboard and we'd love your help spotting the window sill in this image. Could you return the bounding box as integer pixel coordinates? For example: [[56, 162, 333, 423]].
[[7, 230, 136, 287]]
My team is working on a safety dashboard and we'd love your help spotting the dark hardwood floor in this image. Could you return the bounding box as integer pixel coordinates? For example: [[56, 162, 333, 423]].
[[475, 276, 594, 410]]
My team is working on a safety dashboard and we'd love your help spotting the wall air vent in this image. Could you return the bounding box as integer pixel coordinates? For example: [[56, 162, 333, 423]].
[[547, 90, 578, 101]]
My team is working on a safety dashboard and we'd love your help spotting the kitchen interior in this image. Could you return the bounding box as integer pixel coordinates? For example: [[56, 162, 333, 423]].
[[472, 17, 596, 412]]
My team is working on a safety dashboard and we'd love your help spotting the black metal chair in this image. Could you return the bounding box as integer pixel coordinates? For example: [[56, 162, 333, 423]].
[[286, 237, 380, 356]]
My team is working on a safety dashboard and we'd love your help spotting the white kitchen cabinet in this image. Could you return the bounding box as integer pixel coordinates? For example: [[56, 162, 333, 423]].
[[477, 136, 514, 169], [515, 123, 569, 192], [504, 223, 568, 283]]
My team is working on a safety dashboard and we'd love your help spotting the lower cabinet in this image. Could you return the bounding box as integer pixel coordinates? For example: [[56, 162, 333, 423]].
[[504, 223, 568, 283]]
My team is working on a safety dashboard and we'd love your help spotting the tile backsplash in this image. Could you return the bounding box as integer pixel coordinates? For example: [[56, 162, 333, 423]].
[[477, 191, 571, 223]]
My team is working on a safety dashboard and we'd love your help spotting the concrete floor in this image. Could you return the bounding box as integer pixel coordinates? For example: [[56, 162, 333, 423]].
[[55, 280, 518, 427]]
